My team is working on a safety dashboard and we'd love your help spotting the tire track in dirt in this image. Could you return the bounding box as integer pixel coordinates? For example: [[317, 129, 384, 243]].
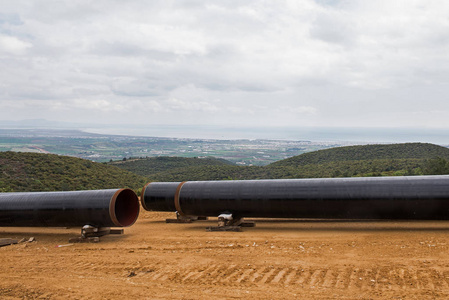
[[21, 253, 449, 293], [128, 263, 449, 292]]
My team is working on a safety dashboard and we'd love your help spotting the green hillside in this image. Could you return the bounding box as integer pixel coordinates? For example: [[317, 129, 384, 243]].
[[3, 143, 449, 192], [0, 151, 148, 192], [270, 143, 449, 166], [107, 156, 234, 177], [135, 143, 449, 181]]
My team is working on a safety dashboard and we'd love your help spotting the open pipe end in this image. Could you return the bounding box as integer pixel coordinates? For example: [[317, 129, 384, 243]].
[[110, 189, 140, 227]]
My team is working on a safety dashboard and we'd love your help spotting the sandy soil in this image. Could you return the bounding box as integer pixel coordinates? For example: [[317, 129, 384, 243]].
[[2, 210, 449, 299]]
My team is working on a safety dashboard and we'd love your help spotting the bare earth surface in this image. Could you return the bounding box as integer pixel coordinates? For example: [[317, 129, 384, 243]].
[[2, 210, 449, 299]]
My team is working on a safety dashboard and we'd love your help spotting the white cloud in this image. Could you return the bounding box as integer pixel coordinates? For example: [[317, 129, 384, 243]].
[[0, 34, 32, 55], [1, 0, 449, 132], [166, 97, 220, 113]]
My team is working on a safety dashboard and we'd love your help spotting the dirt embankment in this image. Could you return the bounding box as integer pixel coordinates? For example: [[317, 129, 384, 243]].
[[1, 211, 449, 299]]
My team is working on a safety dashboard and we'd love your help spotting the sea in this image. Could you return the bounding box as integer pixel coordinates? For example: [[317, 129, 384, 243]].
[[84, 125, 449, 145]]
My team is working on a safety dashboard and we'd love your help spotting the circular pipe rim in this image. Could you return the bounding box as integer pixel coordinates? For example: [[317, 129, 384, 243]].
[[109, 188, 140, 227], [140, 182, 152, 211], [174, 181, 187, 216]]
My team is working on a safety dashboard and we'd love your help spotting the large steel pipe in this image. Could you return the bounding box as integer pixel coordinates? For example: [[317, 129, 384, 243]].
[[0, 189, 140, 227], [143, 176, 449, 220], [141, 182, 181, 212]]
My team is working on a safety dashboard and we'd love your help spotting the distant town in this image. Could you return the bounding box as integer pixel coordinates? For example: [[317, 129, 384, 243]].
[[0, 129, 348, 166]]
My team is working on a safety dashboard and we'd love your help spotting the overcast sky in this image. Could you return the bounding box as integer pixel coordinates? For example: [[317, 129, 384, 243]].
[[1, 1, 449, 136]]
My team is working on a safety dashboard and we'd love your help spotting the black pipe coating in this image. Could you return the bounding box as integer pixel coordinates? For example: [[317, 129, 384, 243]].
[[141, 182, 181, 212], [143, 176, 449, 220], [0, 189, 140, 227]]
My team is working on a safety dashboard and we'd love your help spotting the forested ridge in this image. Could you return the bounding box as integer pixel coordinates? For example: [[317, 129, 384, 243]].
[[0, 151, 148, 192], [1, 143, 449, 192], [114, 143, 449, 182], [271, 143, 449, 166], [108, 156, 233, 177]]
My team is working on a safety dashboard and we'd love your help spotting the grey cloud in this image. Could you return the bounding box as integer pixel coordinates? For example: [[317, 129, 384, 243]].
[[110, 79, 162, 98], [89, 41, 177, 60], [309, 12, 355, 46]]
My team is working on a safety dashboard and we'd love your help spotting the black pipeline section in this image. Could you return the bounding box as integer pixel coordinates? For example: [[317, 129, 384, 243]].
[[0, 189, 140, 227], [142, 176, 449, 220], [141, 182, 181, 212]]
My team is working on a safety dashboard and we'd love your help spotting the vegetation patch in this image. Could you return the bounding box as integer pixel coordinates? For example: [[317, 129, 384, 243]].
[[110, 143, 449, 182], [0, 151, 148, 193], [2, 143, 449, 192]]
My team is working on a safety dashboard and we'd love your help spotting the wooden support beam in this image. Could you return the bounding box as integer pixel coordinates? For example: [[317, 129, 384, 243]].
[[206, 226, 242, 232], [0, 238, 18, 247], [166, 218, 193, 223]]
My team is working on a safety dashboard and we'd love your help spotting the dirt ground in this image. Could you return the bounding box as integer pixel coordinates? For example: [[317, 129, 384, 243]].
[[2, 210, 449, 299]]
